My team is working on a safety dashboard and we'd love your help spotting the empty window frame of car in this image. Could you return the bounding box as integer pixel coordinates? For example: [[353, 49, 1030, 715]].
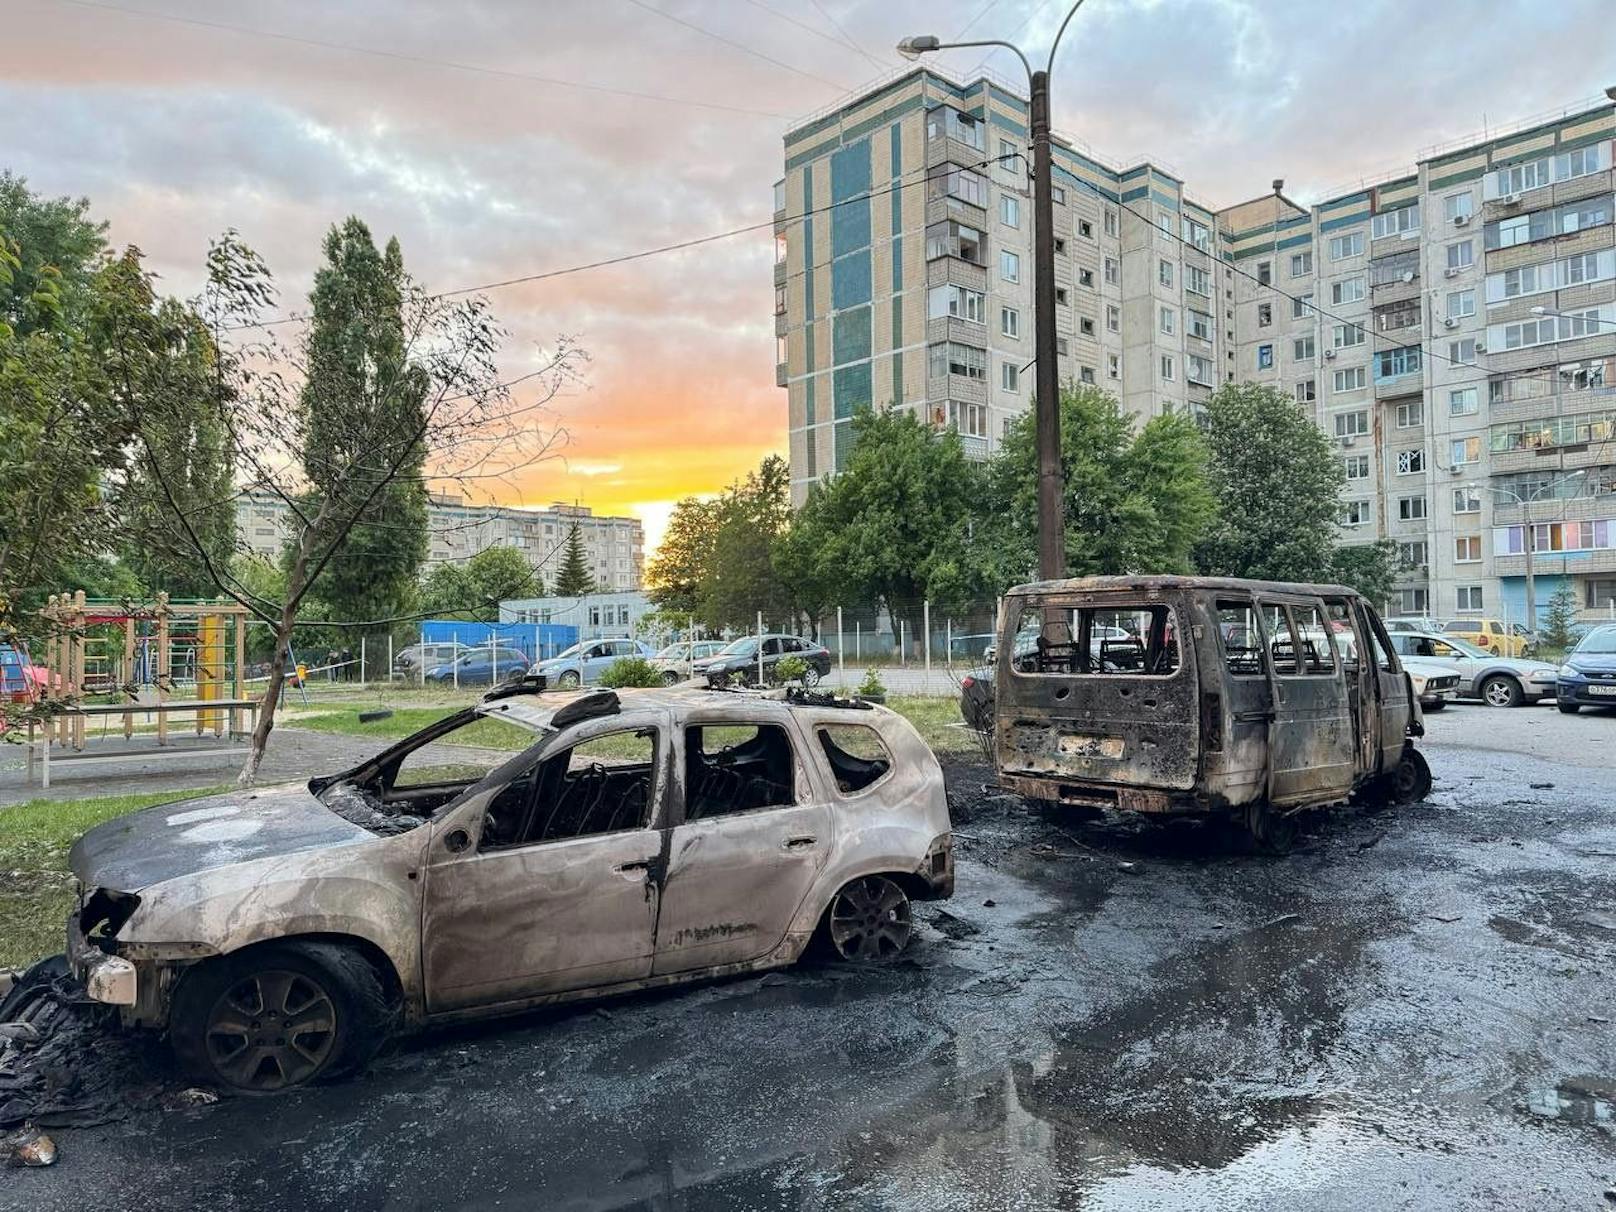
[[480, 728, 658, 850], [1259, 601, 1339, 676], [817, 723, 893, 794], [1008, 602, 1180, 676], [683, 723, 797, 820], [392, 712, 542, 790]]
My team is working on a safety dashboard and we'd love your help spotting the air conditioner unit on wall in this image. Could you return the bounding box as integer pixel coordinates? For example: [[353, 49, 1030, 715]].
[[1444, 267, 1462, 279], [1503, 192, 1522, 207], [1324, 348, 1337, 359], [1402, 271, 1416, 283], [1453, 214, 1470, 227], [1443, 316, 1459, 329]]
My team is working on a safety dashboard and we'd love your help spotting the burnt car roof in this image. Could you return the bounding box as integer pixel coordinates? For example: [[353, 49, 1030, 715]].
[[1007, 574, 1363, 600], [478, 685, 873, 731]]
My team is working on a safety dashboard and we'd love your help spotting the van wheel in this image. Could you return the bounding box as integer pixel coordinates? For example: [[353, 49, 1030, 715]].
[[1480, 674, 1523, 708], [824, 876, 913, 961], [1246, 803, 1298, 855], [1394, 746, 1432, 803], [170, 941, 394, 1093]]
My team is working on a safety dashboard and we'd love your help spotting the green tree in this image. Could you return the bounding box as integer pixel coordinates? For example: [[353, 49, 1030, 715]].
[[1197, 382, 1344, 582], [299, 218, 429, 647], [983, 385, 1216, 583], [1329, 539, 1402, 610], [0, 172, 106, 337], [645, 495, 720, 616], [420, 545, 538, 621], [553, 523, 596, 596], [786, 409, 983, 644], [1537, 580, 1580, 657], [702, 455, 792, 631]]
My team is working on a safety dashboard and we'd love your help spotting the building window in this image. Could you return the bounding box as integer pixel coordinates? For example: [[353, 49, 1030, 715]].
[[1183, 216, 1212, 251], [1397, 495, 1428, 521], [1296, 378, 1317, 403], [1329, 231, 1365, 261], [774, 285, 786, 315], [1495, 307, 1607, 351], [1586, 578, 1616, 609], [1446, 289, 1476, 319], [928, 341, 987, 380], [1334, 409, 1369, 437], [1160, 306, 1175, 335], [1160, 355, 1175, 382], [776, 334, 788, 364], [1444, 192, 1474, 223], [1056, 336, 1069, 355], [1450, 435, 1481, 464], [1104, 257, 1120, 286], [924, 220, 984, 264], [1446, 240, 1474, 271], [930, 163, 989, 207], [1293, 293, 1313, 319], [1332, 322, 1365, 349], [1156, 208, 1174, 235], [1080, 366, 1096, 384], [1371, 204, 1420, 239], [1290, 250, 1313, 277], [1001, 306, 1020, 338], [1188, 309, 1213, 340], [1396, 399, 1424, 428], [1397, 448, 1425, 475], [1293, 336, 1316, 361], [947, 400, 988, 437], [1077, 268, 1094, 288], [1104, 208, 1118, 237], [1159, 259, 1174, 288], [1258, 302, 1273, 327], [1375, 299, 1421, 332], [1331, 276, 1366, 305], [1078, 218, 1093, 239], [1001, 195, 1020, 228], [1333, 367, 1367, 394], [927, 106, 986, 150], [1187, 354, 1213, 386], [1449, 338, 1480, 365], [1256, 260, 1273, 285], [1455, 535, 1482, 562], [1001, 361, 1019, 391], [1449, 387, 1478, 416], [1453, 487, 1481, 514], [1186, 264, 1210, 296], [1257, 344, 1274, 370], [1456, 585, 1483, 612], [1056, 287, 1071, 306], [1054, 237, 1067, 255], [1343, 500, 1371, 526], [1344, 453, 1369, 479], [1079, 316, 1094, 336], [1106, 304, 1120, 333], [1400, 540, 1428, 567], [928, 284, 986, 323], [1108, 353, 1121, 379], [1000, 250, 1021, 283], [1051, 185, 1066, 205], [1376, 346, 1422, 380]]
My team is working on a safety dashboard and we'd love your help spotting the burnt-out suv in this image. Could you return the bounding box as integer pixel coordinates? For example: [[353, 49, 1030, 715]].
[[64, 687, 952, 1091], [993, 576, 1430, 849]]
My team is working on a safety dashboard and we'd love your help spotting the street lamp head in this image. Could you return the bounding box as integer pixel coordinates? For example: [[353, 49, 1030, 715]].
[[896, 35, 941, 60], [1272, 178, 1285, 195], [1606, 85, 1616, 101]]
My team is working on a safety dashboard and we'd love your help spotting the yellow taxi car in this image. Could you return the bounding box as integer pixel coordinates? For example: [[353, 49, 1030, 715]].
[[1441, 618, 1530, 657]]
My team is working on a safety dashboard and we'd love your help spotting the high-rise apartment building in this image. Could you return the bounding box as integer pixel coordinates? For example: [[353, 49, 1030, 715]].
[[777, 68, 1616, 626], [234, 490, 644, 592]]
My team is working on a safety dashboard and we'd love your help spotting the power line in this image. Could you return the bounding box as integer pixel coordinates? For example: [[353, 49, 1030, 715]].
[[738, 0, 874, 63], [805, 0, 888, 72], [620, 0, 855, 92], [47, 0, 796, 119]]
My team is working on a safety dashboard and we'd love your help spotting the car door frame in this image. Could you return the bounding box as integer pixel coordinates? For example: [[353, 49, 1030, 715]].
[[1254, 593, 1358, 806], [419, 708, 673, 1015]]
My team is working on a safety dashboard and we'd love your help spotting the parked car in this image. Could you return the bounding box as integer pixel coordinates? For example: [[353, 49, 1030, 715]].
[[530, 639, 656, 690], [1441, 618, 1530, 657], [1401, 657, 1462, 710], [422, 645, 532, 686], [958, 668, 994, 731], [394, 642, 458, 675], [1555, 624, 1616, 713], [693, 634, 832, 687], [1387, 632, 1559, 707], [63, 684, 953, 1091], [650, 640, 727, 686], [1384, 617, 1447, 636]]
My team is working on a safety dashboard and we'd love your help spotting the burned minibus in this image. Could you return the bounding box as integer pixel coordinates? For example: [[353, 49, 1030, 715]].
[[993, 576, 1431, 848]]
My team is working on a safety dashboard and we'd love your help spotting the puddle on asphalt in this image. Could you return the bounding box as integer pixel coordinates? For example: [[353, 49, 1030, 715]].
[[1524, 1077, 1616, 1131]]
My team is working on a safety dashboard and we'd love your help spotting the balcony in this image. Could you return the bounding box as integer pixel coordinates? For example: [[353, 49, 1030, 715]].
[[925, 256, 987, 292]]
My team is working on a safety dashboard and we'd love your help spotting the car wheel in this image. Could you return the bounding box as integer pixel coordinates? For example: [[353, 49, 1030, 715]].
[[660, 670, 680, 686], [1393, 745, 1433, 803], [557, 670, 581, 690], [1422, 699, 1446, 712], [1559, 702, 1582, 714], [1245, 802, 1298, 855], [1480, 674, 1523, 708], [824, 875, 913, 961], [170, 941, 395, 1093], [801, 666, 821, 688]]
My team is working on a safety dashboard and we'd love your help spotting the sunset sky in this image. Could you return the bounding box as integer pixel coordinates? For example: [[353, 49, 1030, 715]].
[[7, 0, 1614, 554]]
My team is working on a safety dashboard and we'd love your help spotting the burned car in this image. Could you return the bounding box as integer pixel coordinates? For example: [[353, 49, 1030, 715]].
[[65, 687, 952, 1092], [993, 576, 1431, 849]]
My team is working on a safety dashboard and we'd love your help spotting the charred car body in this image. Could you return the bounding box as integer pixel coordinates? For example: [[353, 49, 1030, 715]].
[[66, 687, 952, 1092], [993, 576, 1431, 848]]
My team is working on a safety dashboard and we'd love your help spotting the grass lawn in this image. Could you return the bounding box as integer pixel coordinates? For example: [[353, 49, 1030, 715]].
[[0, 786, 227, 970]]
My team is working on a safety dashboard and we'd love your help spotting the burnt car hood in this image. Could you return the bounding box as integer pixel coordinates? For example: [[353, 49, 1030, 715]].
[[69, 782, 374, 893]]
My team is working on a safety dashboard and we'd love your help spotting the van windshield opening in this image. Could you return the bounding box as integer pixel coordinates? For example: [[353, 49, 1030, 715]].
[[1010, 603, 1179, 676]]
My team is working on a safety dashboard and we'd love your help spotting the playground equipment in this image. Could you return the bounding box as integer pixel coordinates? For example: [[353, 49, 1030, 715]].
[[23, 591, 259, 786]]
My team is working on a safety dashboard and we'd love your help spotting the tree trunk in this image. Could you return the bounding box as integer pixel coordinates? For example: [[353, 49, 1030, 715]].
[[239, 622, 291, 786]]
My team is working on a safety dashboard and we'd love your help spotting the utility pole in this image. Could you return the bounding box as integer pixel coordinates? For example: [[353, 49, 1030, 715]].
[[1030, 69, 1064, 581]]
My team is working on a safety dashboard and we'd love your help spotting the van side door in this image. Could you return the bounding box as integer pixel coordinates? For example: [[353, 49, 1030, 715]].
[[1258, 598, 1358, 805], [1208, 598, 1273, 805]]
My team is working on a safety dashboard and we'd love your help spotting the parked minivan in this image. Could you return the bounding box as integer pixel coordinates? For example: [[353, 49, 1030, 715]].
[[992, 576, 1430, 849]]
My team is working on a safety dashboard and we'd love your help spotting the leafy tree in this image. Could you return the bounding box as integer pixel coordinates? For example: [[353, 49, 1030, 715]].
[[702, 455, 792, 632], [645, 495, 720, 616], [1537, 580, 1580, 657], [420, 545, 538, 621], [0, 172, 106, 337], [983, 385, 1216, 583], [299, 219, 429, 646], [786, 409, 983, 645], [1329, 540, 1402, 610], [553, 523, 596, 596], [597, 655, 663, 688], [1197, 382, 1344, 582]]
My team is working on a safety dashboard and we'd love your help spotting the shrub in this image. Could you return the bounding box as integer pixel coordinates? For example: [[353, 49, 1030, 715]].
[[773, 655, 809, 684], [855, 667, 886, 697], [597, 656, 663, 689]]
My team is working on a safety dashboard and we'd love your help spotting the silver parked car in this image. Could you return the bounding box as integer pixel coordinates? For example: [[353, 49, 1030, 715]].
[[1388, 631, 1560, 707], [64, 686, 953, 1091], [530, 638, 656, 689], [651, 639, 727, 685]]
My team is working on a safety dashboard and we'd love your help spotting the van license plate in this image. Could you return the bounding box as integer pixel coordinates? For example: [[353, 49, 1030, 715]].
[[1058, 734, 1125, 759], [1588, 685, 1616, 697]]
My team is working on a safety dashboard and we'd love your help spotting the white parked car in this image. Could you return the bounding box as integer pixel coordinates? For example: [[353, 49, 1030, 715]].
[[1401, 656, 1462, 710], [1388, 632, 1560, 707]]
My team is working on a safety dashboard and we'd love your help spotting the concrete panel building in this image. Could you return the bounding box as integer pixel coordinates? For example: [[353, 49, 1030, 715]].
[[778, 68, 1616, 627]]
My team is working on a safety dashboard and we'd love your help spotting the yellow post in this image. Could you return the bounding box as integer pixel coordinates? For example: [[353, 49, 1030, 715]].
[[232, 609, 246, 738], [198, 613, 221, 736], [156, 593, 170, 746], [122, 617, 136, 739], [72, 590, 87, 750]]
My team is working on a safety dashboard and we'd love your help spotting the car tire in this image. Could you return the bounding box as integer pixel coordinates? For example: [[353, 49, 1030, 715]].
[[1480, 674, 1523, 708], [557, 670, 581, 690], [1559, 702, 1581, 714], [1245, 802, 1298, 855], [1422, 699, 1445, 711], [820, 875, 913, 961], [801, 666, 821, 688], [170, 940, 396, 1093], [660, 670, 680, 686]]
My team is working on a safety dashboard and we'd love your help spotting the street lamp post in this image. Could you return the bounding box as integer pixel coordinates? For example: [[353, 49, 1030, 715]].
[[899, 0, 1087, 582]]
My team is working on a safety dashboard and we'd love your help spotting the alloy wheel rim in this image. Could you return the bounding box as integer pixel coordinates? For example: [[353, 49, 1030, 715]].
[[1485, 680, 1512, 706], [828, 877, 912, 960], [204, 969, 338, 1091]]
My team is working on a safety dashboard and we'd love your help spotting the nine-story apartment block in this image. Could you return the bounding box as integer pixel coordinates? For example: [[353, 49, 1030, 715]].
[[777, 67, 1616, 627]]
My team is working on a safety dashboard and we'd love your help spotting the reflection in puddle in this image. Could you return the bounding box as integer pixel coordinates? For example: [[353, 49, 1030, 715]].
[[1525, 1078, 1616, 1130]]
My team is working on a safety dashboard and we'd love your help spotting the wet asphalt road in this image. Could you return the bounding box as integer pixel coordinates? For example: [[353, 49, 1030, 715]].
[[8, 706, 1616, 1211]]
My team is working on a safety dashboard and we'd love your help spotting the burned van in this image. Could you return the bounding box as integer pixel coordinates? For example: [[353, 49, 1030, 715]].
[[993, 576, 1430, 848]]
